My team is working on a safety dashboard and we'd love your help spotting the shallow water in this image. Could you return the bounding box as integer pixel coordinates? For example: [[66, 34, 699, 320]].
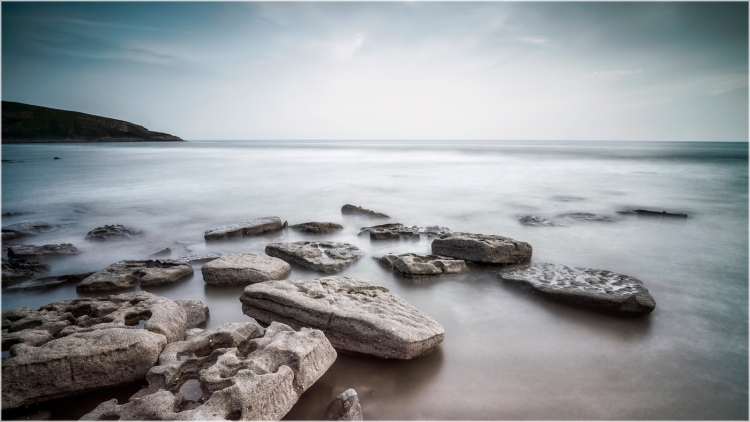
[[1, 140, 747, 419]]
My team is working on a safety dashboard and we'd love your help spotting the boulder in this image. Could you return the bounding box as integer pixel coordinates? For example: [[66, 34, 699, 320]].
[[518, 216, 563, 227], [241, 276, 445, 359], [80, 321, 337, 421], [341, 204, 389, 218], [204, 217, 285, 240], [377, 253, 467, 278], [1, 222, 54, 242], [617, 209, 688, 219], [290, 222, 344, 234], [1, 258, 49, 283], [6, 273, 93, 292], [201, 253, 291, 285], [555, 213, 615, 223], [431, 233, 532, 264], [324, 389, 363, 421], [177, 253, 222, 263], [2, 291, 187, 410], [7, 243, 80, 259], [174, 300, 209, 328], [359, 223, 450, 240], [85, 225, 144, 241], [265, 242, 363, 274], [77, 260, 193, 291], [497, 263, 656, 316]]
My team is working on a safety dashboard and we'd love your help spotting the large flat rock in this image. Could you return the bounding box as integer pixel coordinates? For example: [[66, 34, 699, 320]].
[[81, 321, 336, 421], [7, 243, 80, 258], [241, 276, 445, 359], [378, 253, 467, 278], [204, 217, 285, 240], [497, 263, 656, 316], [201, 252, 291, 285], [2, 291, 187, 409], [265, 241, 363, 274], [431, 232, 532, 264], [77, 260, 194, 291]]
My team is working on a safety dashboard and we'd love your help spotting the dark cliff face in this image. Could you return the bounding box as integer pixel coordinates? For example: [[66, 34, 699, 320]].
[[1, 102, 183, 143]]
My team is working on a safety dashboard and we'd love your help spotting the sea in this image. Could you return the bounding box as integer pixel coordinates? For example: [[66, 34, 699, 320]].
[[1, 140, 747, 420]]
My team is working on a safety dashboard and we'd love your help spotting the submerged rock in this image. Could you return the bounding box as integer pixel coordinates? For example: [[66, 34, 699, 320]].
[[204, 217, 286, 240], [518, 216, 563, 227], [377, 253, 467, 278], [1, 291, 187, 410], [291, 222, 344, 234], [7, 243, 80, 259], [359, 223, 450, 240], [431, 232, 532, 264], [265, 241, 363, 274], [555, 213, 615, 223], [324, 388, 363, 421], [2, 222, 54, 242], [241, 276, 445, 359], [341, 204, 389, 218], [85, 225, 144, 241], [1, 258, 50, 283], [497, 263, 656, 316], [617, 209, 688, 219], [201, 252, 291, 285], [177, 253, 222, 263], [174, 300, 209, 328], [76, 260, 194, 291], [6, 273, 94, 292], [147, 247, 172, 257], [81, 321, 336, 421]]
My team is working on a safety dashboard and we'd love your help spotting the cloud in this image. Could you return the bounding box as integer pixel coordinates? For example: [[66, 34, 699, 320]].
[[331, 33, 365, 60], [517, 36, 549, 45], [589, 69, 644, 77]]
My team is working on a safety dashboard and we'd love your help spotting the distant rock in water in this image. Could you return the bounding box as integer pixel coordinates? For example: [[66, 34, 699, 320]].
[[555, 213, 615, 223], [359, 223, 451, 240], [7, 243, 80, 259], [518, 216, 564, 227], [617, 209, 688, 219], [5, 273, 94, 292], [324, 389, 363, 421], [377, 253, 467, 278], [86, 224, 143, 241], [291, 222, 344, 234], [2, 101, 183, 143], [431, 233, 533, 264], [178, 253, 222, 263], [204, 216, 286, 240], [1, 258, 50, 283], [341, 204, 389, 218], [2, 222, 54, 241]]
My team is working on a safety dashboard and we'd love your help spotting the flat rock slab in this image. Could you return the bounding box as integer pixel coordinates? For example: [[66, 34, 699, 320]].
[[2, 291, 187, 409], [81, 321, 336, 421], [7, 243, 80, 258], [2, 222, 54, 242], [86, 225, 144, 241], [265, 242, 363, 274], [556, 213, 615, 223], [378, 253, 467, 278], [241, 276, 445, 359], [202, 253, 291, 285], [6, 273, 94, 292], [2, 258, 50, 283], [174, 300, 209, 328], [341, 204, 389, 218], [617, 209, 688, 219], [291, 222, 344, 234], [360, 223, 450, 240], [324, 388, 363, 421], [431, 233, 533, 264], [77, 260, 194, 291], [204, 217, 285, 240], [177, 253, 222, 263], [497, 263, 656, 316]]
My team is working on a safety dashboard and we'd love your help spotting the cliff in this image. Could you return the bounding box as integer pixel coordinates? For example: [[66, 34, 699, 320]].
[[2, 102, 183, 143]]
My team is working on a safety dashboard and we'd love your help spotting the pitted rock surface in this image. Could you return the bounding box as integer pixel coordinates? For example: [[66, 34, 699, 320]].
[[291, 222, 344, 234], [431, 232, 532, 264], [174, 300, 209, 328], [265, 242, 363, 274], [498, 263, 656, 316], [1, 222, 54, 242], [359, 223, 451, 240], [240, 276, 445, 359], [202, 253, 291, 285], [8, 243, 80, 258], [2, 258, 50, 283], [324, 388, 363, 421], [1, 291, 187, 409], [555, 213, 615, 223], [85, 224, 144, 241], [341, 204, 389, 218], [77, 260, 194, 291], [6, 272, 93, 292], [80, 321, 337, 421], [204, 217, 285, 240], [378, 253, 467, 278]]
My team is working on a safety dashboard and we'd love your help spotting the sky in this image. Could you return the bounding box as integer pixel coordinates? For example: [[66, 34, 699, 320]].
[[2, 1, 748, 142]]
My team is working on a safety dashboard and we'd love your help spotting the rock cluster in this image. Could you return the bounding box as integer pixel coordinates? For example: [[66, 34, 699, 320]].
[[341, 204, 389, 218], [241, 276, 445, 359], [201, 253, 291, 285], [86, 225, 144, 241], [7, 243, 80, 258], [266, 241, 363, 274], [204, 217, 286, 240], [81, 321, 337, 421], [359, 223, 451, 240], [77, 260, 194, 291], [431, 233, 532, 264], [291, 222, 344, 234], [1, 258, 49, 282], [324, 388, 363, 421], [378, 253, 467, 278]]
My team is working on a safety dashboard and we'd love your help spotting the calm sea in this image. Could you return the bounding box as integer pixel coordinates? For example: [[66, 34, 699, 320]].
[[1, 141, 748, 419]]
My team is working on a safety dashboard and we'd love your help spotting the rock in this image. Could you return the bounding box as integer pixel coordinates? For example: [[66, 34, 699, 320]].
[[241, 276, 445, 359], [2, 222, 54, 242], [7, 244, 80, 259], [147, 247, 172, 257], [324, 389, 363, 421], [76, 260, 193, 291], [177, 253, 222, 263], [518, 216, 563, 227], [291, 222, 344, 234], [201, 253, 291, 285], [1, 291, 187, 410], [85, 224, 144, 241], [555, 213, 615, 223], [80, 321, 337, 421], [617, 209, 688, 219], [6, 273, 94, 292], [341, 204, 389, 218], [497, 263, 656, 316], [204, 217, 285, 240], [431, 233, 532, 264], [359, 223, 450, 240], [2, 259, 50, 283], [265, 242, 363, 274], [1, 212, 26, 217], [377, 253, 467, 278], [174, 300, 209, 328], [184, 327, 205, 339]]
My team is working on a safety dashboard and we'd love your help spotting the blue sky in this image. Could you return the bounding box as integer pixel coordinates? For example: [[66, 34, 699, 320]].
[[2, 2, 748, 141]]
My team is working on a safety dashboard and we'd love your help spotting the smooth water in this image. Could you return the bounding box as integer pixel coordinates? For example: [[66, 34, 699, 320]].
[[1, 141, 747, 420]]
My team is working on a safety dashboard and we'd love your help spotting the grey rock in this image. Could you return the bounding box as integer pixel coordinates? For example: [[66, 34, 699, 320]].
[[7, 243, 80, 259], [175, 300, 209, 328], [498, 263, 656, 316], [2, 291, 187, 410], [2, 258, 50, 283], [77, 260, 193, 291], [184, 327, 205, 339], [241, 276, 445, 359], [291, 222, 344, 234], [617, 209, 688, 219], [377, 253, 467, 278], [2, 222, 54, 242], [85, 225, 144, 241], [324, 388, 363, 421], [6, 273, 94, 292], [148, 247, 172, 257], [341, 204, 389, 218], [177, 253, 222, 263], [81, 321, 336, 421], [518, 216, 563, 227], [556, 213, 615, 223], [359, 223, 450, 240], [431, 232, 533, 264], [204, 217, 285, 240], [265, 242, 363, 274], [202, 253, 291, 285]]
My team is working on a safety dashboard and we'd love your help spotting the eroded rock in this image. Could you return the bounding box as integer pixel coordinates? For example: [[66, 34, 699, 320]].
[[431, 232, 532, 264], [7, 244, 80, 259], [265, 242, 363, 274], [324, 388, 363, 421], [204, 217, 285, 240], [359, 223, 450, 240], [377, 253, 467, 278], [175, 300, 209, 328], [77, 260, 193, 291], [341, 204, 389, 218], [241, 276, 445, 359], [85, 225, 144, 241], [201, 253, 291, 285], [2, 258, 50, 283], [291, 222, 344, 234]]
